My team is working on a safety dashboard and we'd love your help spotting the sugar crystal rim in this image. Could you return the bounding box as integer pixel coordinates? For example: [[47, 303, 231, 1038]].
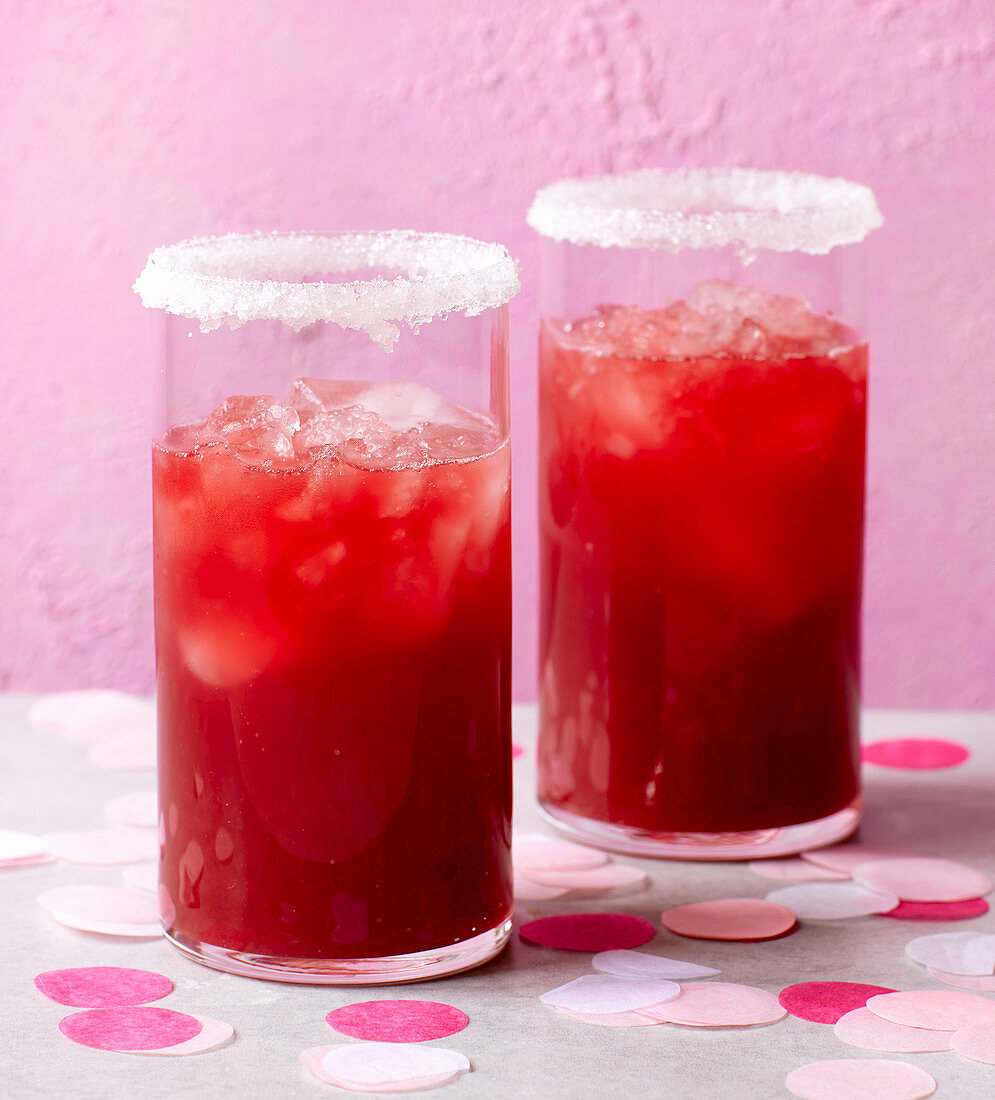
[[134, 231, 520, 351], [527, 168, 883, 254]]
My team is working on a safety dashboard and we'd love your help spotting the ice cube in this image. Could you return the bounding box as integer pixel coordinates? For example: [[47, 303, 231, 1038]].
[[179, 610, 279, 689], [200, 395, 300, 465]]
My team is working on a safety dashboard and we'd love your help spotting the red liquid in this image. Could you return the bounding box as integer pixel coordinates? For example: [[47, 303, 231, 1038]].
[[538, 286, 866, 834], [154, 380, 512, 960]]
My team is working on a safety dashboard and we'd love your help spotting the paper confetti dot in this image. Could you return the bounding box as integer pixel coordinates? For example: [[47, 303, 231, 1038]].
[[59, 1006, 201, 1052], [104, 792, 158, 829], [511, 742, 525, 759], [35, 967, 173, 1008], [880, 898, 990, 921], [38, 884, 162, 937], [748, 858, 850, 882], [926, 967, 995, 991], [661, 898, 797, 941], [802, 844, 912, 875], [641, 982, 786, 1027], [778, 981, 898, 1025], [317, 1043, 469, 1092], [122, 862, 158, 895], [513, 833, 609, 872], [764, 883, 899, 920], [40, 827, 158, 866], [785, 1059, 936, 1100], [28, 690, 155, 745], [867, 990, 995, 1031], [855, 858, 991, 904], [513, 872, 568, 901], [834, 1007, 952, 1052], [519, 863, 647, 895], [592, 950, 720, 981], [325, 1000, 469, 1043], [0, 829, 53, 868], [137, 1015, 234, 1056], [519, 913, 656, 952], [951, 1022, 995, 1065], [556, 1008, 661, 1027], [540, 975, 680, 1015], [905, 931, 995, 976], [861, 738, 970, 769]]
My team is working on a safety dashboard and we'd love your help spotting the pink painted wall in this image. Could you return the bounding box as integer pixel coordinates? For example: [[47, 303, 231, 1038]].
[[1, 0, 992, 706]]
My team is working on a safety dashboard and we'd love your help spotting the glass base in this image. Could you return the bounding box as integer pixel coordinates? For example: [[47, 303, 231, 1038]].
[[164, 917, 513, 985], [538, 796, 862, 861]]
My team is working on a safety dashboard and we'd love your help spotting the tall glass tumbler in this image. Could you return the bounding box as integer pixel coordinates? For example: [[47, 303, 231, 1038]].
[[528, 170, 882, 860], [135, 231, 519, 981]]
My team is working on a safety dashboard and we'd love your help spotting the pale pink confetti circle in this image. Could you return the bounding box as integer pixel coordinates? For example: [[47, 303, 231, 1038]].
[[40, 826, 158, 866], [519, 913, 655, 952], [540, 975, 680, 1015], [880, 898, 989, 922], [592, 950, 720, 981], [134, 1015, 234, 1056], [905, 931, 995, 975], [325, 1000, 469, 1043], [951, 1022, 995, 1065], [748, 858, 850, 883], [764, 883, 899, 920], [861, 738, 970, 769], [556, 1008, 661, 1027], [926, 967, 995, 991], [59, 1006, 201, 1051], [513, 833, 608, 872], [511, 742, 525, 759], [834, 1007, 952, 1052], [867, 989, 995, 1031], [38, 884, 162, 937], [513, 872, 568, 901], [785, 1059, 936, 1100], [35, 967, 172, 1008], [778, 981, 898, 1025], [519, 863, 647, 894], [123, 861, 159, 896], [28, 690, 155, 745], [855, 858, 991, 903], [0, 829, 53, 868], [802, 844, 913, 875], [641, 982, 786, 1027], [661, 898, 797, 941], [317, 1043, 469, 1092], [104, 791, 158, 829]]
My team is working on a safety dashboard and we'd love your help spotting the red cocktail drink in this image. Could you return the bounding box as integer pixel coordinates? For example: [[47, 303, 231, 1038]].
[[538, 283, 865, 839], [154, 381, 512, 963]]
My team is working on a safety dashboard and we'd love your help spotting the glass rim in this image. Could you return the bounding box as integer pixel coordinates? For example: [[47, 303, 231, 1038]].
[[134, 230, 520, 352], [527, 168, 883, 255]]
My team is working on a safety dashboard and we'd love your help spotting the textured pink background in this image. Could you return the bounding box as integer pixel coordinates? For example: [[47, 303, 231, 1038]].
[[1, 1, 992, 705]]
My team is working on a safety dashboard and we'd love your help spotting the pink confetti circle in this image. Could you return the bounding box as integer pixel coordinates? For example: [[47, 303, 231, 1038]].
[[641, 982, 786, 1027], [661, 898, 797, 941], [786, 1059, 936, 1100], [325, 1000, 469, 1043], [511, 742, 525, 759], [35, 967, 173, 1008], [556, 1008, 661, 1027], [926, 967, 995, 991], [779, 981, 898, 1025], [834, 1007, 952, 1053], [518, 913, 656, 952], [879, 898, 990, 921], [59, 1006, 201, 1051], [868, 990, 995, 1031], [856, 858, 991, 904], [951, 1022, 995, 1065], [861, 738, 970, 769]]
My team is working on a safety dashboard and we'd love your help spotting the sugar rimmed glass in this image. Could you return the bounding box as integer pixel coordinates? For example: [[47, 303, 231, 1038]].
[[528, 169, 882, 860], [136, 231, 518, 981]]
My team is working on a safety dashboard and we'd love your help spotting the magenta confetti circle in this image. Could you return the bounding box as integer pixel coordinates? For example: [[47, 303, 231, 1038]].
[[779, 981, 898, 1025], [518, 912, 656, 952], [35, 967, 173, 1008], [59, 1006, 201, 1051], [861, 738, 970, 770], [511, 742, 526, 759], [878, 898, 990, 922], [325, 1000, 469, 1043]]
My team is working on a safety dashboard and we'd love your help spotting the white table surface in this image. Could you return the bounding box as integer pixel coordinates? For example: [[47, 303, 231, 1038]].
[[2, 697, 994, 1098]]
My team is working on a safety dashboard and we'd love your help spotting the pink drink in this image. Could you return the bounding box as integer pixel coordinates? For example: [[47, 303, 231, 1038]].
[[154, 379, 512, 961], [538, 282, 866, 835]]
